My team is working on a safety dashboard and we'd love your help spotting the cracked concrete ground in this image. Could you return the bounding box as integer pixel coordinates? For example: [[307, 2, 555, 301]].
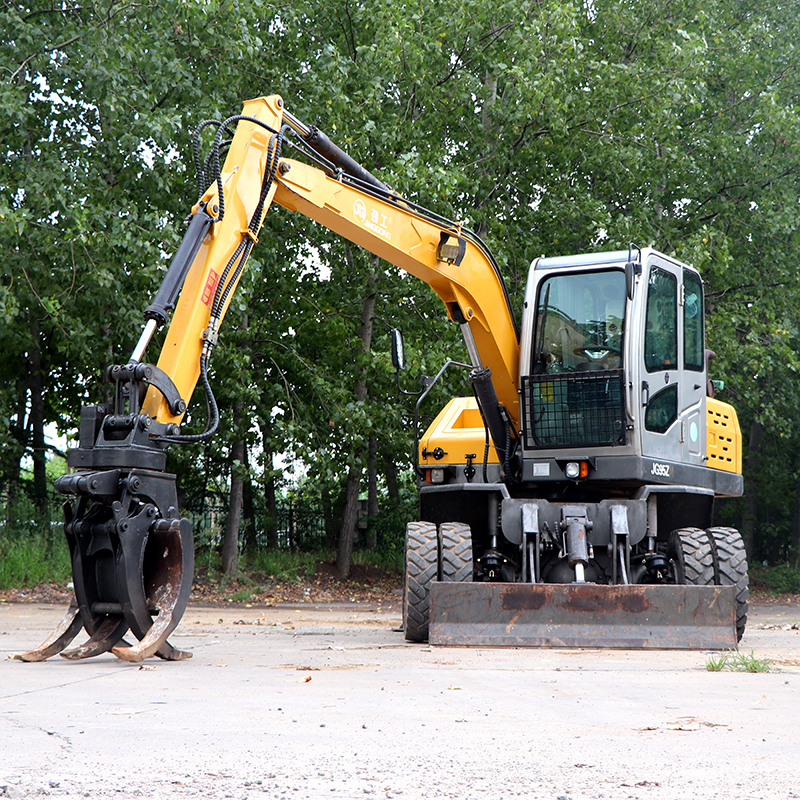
[[2, 600, 799, 800]]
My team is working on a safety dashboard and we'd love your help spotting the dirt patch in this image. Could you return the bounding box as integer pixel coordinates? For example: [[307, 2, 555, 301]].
[[0, 560, 402, 608], [190, 560, 401, 607], [2, 570, 796, 609]]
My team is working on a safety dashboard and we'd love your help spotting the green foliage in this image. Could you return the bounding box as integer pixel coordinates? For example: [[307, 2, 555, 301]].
[[705, 650, 773, 673], [0, 535, 71, 590], [241, 548, 321, 583], [352, 547, 403, 575], [752, 563, 800, 595], [2, 0, 800, 567]]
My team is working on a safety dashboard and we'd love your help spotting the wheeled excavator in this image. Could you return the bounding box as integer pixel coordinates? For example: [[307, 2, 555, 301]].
[[15, 95, 748, 662]]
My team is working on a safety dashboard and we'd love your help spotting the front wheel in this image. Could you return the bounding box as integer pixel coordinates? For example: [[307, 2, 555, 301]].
[[666, 527, 715, 586], [403, 521, 438, 643], [707, 527, 749, 642], [667, 526, 749, 642], [439, 522, 473, 583]]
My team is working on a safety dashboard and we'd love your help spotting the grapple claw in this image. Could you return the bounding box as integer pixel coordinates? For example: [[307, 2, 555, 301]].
[[60, 615, 129, 660], [112, 516, 194, 662], [11, 596, 84, 662], [18, 466, 195, 662]]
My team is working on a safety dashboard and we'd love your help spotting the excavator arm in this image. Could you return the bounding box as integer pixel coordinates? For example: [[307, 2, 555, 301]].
[[144, 95, 519, 426], [16, 95, 520, 663]]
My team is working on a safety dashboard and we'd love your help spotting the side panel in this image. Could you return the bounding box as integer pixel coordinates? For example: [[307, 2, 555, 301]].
[[707, 398, 743, 473]]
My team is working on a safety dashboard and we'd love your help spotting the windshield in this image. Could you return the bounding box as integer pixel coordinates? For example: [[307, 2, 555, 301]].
[[533, 269, 626, 374]]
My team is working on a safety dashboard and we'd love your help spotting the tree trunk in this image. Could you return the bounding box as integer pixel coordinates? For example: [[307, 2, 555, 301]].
[[222, 401, 247, 578], [336, 257, 379, 576], [740, 420, 763, 559], [336, 465, 362, 576], [28, 320, 49, 524], [367, 434, 378, 549]]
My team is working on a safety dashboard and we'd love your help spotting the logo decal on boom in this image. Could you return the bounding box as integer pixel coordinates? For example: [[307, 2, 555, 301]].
[[353, 199, 392, 241]]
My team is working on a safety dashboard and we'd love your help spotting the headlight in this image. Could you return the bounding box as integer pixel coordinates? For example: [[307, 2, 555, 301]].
[[429, 468, 445, 484], [565, 461, 589, 479]]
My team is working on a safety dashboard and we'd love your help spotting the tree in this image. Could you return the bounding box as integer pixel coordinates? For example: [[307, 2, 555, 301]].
[[4, 0, 799, 566]]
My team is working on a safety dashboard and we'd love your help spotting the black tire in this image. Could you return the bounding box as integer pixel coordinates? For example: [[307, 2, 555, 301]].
[[667, 527, 715, 585], [439, 522, 473, 583], [707, 526, 749, 642], [402, 521, 438, 643]]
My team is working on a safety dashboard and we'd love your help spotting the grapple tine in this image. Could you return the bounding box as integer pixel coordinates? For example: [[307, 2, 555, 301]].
[[112, 613, 188, 663], [11, 596, 84, 662], [60, 615, 129, 660], [113, 517, 194, 662]]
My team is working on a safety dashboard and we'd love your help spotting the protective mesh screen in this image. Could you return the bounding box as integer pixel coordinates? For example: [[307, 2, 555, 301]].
[[522, 369, 627, 449]]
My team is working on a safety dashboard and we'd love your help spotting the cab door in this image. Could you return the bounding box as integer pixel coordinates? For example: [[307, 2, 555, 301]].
[[679, 267, 707, 466], [638, 254, 706, 470]]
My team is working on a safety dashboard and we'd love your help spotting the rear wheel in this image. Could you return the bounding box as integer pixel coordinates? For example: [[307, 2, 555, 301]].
[[707, 526, 749, 642], [403, 521, 438, 642], [439, 522, 473, 583]]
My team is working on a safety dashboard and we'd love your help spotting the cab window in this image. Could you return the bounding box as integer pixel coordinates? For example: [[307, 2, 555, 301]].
[[645, 384, 678, 433], [533, 270, 625, 374], [684, 270, 704, 371], [644, 267, 677, 372]]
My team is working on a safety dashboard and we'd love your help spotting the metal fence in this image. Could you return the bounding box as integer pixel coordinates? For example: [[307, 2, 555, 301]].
[[186, 501, 328, 551], [1, 492, 328, 552]]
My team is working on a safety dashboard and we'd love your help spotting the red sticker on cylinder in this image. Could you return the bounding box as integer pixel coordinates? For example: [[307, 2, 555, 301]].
[[201, 269, 219, 305]]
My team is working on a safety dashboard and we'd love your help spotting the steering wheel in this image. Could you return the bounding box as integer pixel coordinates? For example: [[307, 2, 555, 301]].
[[573, 346, 622, 369]]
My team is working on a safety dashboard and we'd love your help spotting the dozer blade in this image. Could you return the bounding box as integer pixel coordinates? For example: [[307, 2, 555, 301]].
[[11, 597, 85, 662], [429, 582, 737, 649]]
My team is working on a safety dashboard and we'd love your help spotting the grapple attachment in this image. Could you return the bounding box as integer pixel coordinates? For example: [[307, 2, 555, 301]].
[[13, 467, 193, 663], [428, 581, 737, 649]]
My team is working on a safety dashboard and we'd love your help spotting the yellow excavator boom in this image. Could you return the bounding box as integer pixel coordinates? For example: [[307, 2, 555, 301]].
[[143, 95, 519, 426]]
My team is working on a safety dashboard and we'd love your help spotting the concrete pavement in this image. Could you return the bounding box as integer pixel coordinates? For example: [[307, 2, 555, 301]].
[[1, 600, 799, 799]]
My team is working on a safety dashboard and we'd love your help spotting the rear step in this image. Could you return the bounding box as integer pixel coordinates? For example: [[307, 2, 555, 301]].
[[429, 582, 737, 649]]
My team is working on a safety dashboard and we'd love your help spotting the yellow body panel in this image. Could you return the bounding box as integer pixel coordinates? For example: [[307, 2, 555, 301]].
[[706, 397, 742, 474], [419, 397, 499, 466]]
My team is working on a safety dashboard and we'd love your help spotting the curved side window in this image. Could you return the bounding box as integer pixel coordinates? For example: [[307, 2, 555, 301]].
[[684, 270, 704, 371], [645, 384, 678, 433], [644, 267, 677, 372]]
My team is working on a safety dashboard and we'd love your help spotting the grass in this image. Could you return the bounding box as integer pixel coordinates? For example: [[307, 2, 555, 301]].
[[0, 534, 72, 590], [352, 546, 403, 574], [705, 650, 772, 673], [0, 517, 402, 593]]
